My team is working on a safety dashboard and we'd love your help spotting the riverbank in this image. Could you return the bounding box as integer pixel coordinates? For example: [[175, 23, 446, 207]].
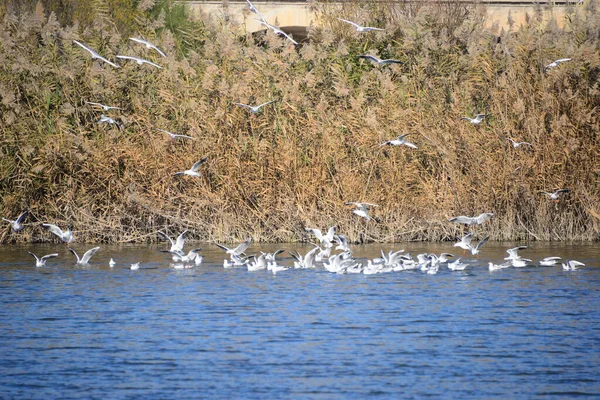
[[0, 1, 599, 244]]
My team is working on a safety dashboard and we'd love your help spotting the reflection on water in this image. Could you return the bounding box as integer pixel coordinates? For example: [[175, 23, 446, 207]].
[[0, 242, 599, 398]]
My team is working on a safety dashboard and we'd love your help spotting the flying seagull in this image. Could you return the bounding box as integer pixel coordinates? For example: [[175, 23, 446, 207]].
[[129, 37, 166, 57], [85, 102, 121, 111], [338, 18, 384, 32], [116, 55, 162, 69], [544, 58, 572, 72], [541, 189, 570, 202], [462, 114, 487, 124], [233, 100, 277, 114], [507, 138, 533, 148], [42, 223, 73, 243], [173, 156, 208, 177], [256, 20, 298, 45], [98, 114, 119, 126], [469, 236, 489, 255], [380, 133, 417, 149], [158, 229, 188, 253], [453, 232, 474, 251], [245, 0, 265, 21], [28, 252, 59, 267], [358, 55, 402, 65], [449, 213, 494, 226], [73, 40, 120, 68], [345, 202, 378, 221], [69, 246, 100, 265], [3, 211, 27, 232], [305, 226, 337, 248], [215, 238, 253, 257], [158, 129, 194, 141]]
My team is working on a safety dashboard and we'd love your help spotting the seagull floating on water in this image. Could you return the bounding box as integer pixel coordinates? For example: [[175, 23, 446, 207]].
[[489, 261, 511, 271], [130, 262, 140, 270], [109, 258, 116, 268], [256, 20, 298, 45], [338, 18, 384, 32], [544, 58, 571, 72], [447, 258, 468, 271], [562, 260, 585, 271], [449, 213, 494, 226], [358, 55, 402, 65], [116, 55, 162, 69], [380, 133, 417, 149], [462, 114, 487, 125], [233, 100, 277, 114], [73, 40, 120, 68], [28, 252, 59, 267], [85, 102, 121, 111], [158, 129, 194, 141], [345, 202, 378, 221], [68, 246, 100, 265], [3, 211, 27, 232], [539, 257, 561, 266], [42, 223, 73, 243], [174, 156, 208, 177], [541, 189, 570, 202], [129, 37, 166, 57]]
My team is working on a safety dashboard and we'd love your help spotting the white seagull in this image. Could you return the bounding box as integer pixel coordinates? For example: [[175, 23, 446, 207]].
[[358, 55, 402, 65], [68, 246, 100, 265], [541, 189, 570, 202], [454, 233, 474, 251], [507, 138, 533, 148], [447, 258, 468, 271], [98, 114, 119, 126], [129, 37, 166, 57], [469, 236, 489, 255], [449, 213, 494, 226], [289, 246, 320, 269], [544, 58, 572, 72], [338, 18, 384, 32], [305, 226, 337, 248], [489, 261, 511, 271], [233, 100, 277, 114], [173, 156, 208, 177], [244, 0, 265, 21], [462, 114, 487, 124], [215, 238, 253, 257], [73, 40, 120, 68], [158, 129, 194, 141], [345, 202, 378, 221], [3, 211, 27, 232], [505, 246, 528, 261], [85, 101, 121, 111], [28, 252, 59, 267], [130, 262, 140, 270], [562, 260, 585, 271], [116, 55, 162, 69], [42, 223, 73, 243], [158, 229, 188, 253], [256, 20, 298, 45], [109, 258, 116, 268], [380, 133, 417, 149], [539, 257, 561, 267]]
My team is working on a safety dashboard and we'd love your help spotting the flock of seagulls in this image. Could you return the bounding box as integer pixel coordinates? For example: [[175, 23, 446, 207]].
[[1, 3, 591, 274]]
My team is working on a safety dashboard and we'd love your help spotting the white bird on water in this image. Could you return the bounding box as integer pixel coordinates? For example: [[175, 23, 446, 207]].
[[462, 114, 487, 125], [173, 156, 208, 177], [215, 238, 253, 257], [338, 18, 384, 32], [541, 189, 570, 202], [42, 223, 73, 243], [28, 252, 59, 267], [449, 213, 494, 226], [116, 55, 162, 69], [256, 20, 298, 45], [380, 133, 417, 149], [158, 229, 188, 253], [233, 100, 277, 114], [507, 138, 533, 148], [85, 102, 121, 111], [358, 55, 402, 65], [305, 226, 337, 248], [544, 58, 571, 72], [130, 262, 140, 270], [469, 236, 489, 255], [505, 246, 528, 261], [158, 129, 194, 141], [447, 258, 468, 271], [539, 257, 561, 267], [512, 258, 532, 268], [489, 261, 511, 271], [68, 247, 100, 265], [129, 37, 166, 57], [3, 211, 27, 232], [109, 258, 116, 268], [345, 202, 378, 221], [72, 40, 120, 68], [454, 233, 474, 251], [289, 246, 320, 269], [562, 260, 585, 271]]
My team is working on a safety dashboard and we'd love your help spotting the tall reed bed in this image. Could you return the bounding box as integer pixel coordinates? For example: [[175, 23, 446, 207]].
[[0, 1, 599, 243]]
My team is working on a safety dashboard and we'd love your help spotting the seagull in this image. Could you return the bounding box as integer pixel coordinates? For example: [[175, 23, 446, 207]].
[[244, 0, 265, 21], [358, 54, 403, 65], [562, 260, 585, 271], [289, 246, 319, 269], [449, 213, 494, 226], [98, 114, 119, 126], [334, 234, 352, 253], [73, 40, 120, 68], [345, 202, 378, 221], [469, 236, 489, 255], [215, 238, 253, 257], [68, 246, 100, 265], [269, 261, 289, 275], [454, 233, 474, 251], [380, 133, 417, 149], [305, 226, 336, 248], [507, 138, 533, 148], [109, 258, 116, 268], [544, 58, 572, 72], [539, 256, 561, 266], [129, 37, 166, 57], [447, 258, 468, 271], [85, 102, 121, 111], [158, 229, 188, 253], [3, 211, 27, 232], [116, 55, 162, 69], [42, 223, 73, 243], [512, 258, 532, 268], [28, 252, 59, 267], [158, 129, 194, 141], [489, 261, 511, 271], [173, 156, 208, 177], [462, 114, 487, 124], [338, 18, 384, 32], [256, 20, 298, 45], [541, 189, 570, 202], [261, 249, 285, 262], [505, 246, 528, 261], [233, 100, 277, 114], [130, 262, 140, 270]]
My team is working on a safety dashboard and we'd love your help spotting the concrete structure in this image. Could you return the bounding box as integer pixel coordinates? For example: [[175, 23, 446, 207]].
[[185, 0, 576, 36]]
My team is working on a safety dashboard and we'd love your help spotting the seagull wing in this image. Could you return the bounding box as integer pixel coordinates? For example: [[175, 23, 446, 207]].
[[449, 216, 474, 224], [233, 102, 253, 110], [338, 18, 361, 29], [41, 253, 59, 261], [326, 226, 337, 241], [157, 231, 175, 247], [232, 238, 252, 255], [215, 243, 232, 253], [73, 40, 97, 57], [475, 213, 494, 224], [476, 236, 490, 250], [555, 189, 571, 195], [174, 230, 188, 250], [28, 252, 40, 262], [96, 55, 120, 68], [191, 156, 208, 172], [543, 257, 562, 262], [397, 133, 412, 140], [568, 260, 585, 268], [403, 141, 418, 149], [141, 59, 162, 69], [15, 211, 27, 224], [305, 228, 324, 242], [460, 233, 474, 246], [358, 55, 379, 63], [43, 223, 64, 238], [80, 247, 100, 264], [257, 100, 277, 109], [68, 248, 81, 263]]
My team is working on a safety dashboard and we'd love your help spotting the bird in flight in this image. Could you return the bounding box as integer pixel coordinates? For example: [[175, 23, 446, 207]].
[[507, 137, 533, 148], [380, 133, 417, 149], [215, 238, 253, 257], [2, 211, 27, 232], [174, 156, 208, 177], [345, 202, 378, 221], [462, 114, 487, 124], [158, 129, 194, 141], [69, 247, 101, 265], [541, 189, 570, 202], [469, 236, 489, 256], [449, 213, 494, 225], [233, 100, 277, 114], [73, 40, 120, 68], [544, 58, 572, 72], [116, 55, 162, 69], [358, 55, 402, 65], [42, 223, 73, 243], [98, 114, 119, 127], [129, 37, 166, 57], [256, 20, 298, 45], [85, 102, 121, 111], [338, 18, 384, 32], [28, 252, 59, 267]]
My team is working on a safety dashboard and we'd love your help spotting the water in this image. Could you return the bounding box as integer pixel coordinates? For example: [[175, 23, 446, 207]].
[[1, 242, 599, 399]]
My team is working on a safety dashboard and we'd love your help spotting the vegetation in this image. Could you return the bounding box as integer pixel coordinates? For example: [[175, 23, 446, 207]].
[[0, 0, 599, 244]]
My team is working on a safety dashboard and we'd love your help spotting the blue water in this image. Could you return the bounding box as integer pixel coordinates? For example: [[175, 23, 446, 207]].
[[1, 243, 599, 398]]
